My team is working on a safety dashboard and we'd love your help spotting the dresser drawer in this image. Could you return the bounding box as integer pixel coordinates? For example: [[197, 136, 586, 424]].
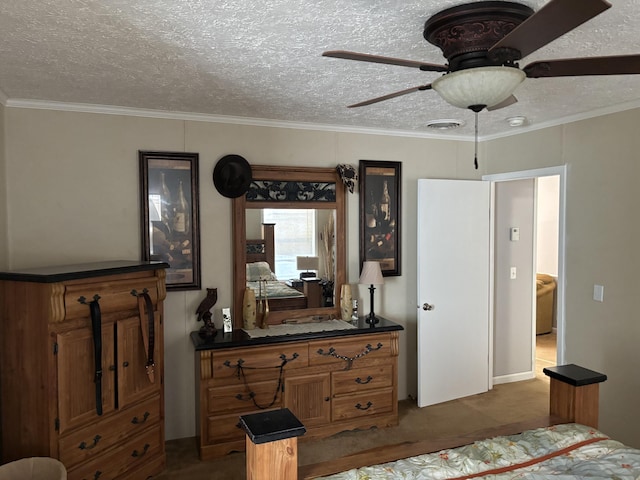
[[67, 424, 163, 480], [207, 381, 283, 415], [210, 344, 308, 385], [332, 388, 394, 421], [309, 334, 391, 367], [204, 409, 278, 444], [59, 395, 161, 468], [64, 276, 161, 321], [332, 364, 393, 395]]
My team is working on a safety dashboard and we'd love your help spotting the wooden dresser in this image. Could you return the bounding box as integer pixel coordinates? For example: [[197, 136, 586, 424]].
[[0, 261, 168, 479], [192, 317, 403, 460]]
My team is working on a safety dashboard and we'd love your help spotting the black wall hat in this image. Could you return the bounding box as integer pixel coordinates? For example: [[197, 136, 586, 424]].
[[213, 154, 252, 198]]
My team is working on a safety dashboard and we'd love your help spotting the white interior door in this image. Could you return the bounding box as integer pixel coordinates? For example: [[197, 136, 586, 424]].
[[417, 179, 492, 407]]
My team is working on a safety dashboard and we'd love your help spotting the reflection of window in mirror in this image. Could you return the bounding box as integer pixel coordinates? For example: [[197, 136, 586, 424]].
[[263, 209, 316, 279]]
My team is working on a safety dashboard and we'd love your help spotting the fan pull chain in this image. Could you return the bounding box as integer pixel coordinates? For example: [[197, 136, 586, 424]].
[[474, 111, 479, 170]]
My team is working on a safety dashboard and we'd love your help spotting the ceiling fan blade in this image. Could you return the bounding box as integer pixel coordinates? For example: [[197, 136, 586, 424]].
[[323, 50, 448, 72], [348, 84, 432, 108], [524, 55, 640, 78], [487, 95, 518, 111], [489, 0, 611, 60]]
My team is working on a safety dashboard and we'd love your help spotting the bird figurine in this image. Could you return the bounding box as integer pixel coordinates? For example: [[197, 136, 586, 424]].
[[196, 288, 218, 338]]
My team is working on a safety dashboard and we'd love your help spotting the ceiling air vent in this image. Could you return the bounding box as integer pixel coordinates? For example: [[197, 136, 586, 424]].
[[426, 119, 464, 130]]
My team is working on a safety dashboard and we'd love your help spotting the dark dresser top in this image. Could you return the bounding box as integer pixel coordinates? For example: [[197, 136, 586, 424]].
[[191, 315, 403, 351], [0, 260, 169, 283]]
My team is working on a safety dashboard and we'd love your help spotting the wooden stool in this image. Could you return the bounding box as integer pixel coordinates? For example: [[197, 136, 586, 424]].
[[544, 364, 607, 428], [239, 408, 306, 480]]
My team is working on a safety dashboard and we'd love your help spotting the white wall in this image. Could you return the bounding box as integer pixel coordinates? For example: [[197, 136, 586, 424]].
[[4, 104, 640, 448], [536, 176, 559, 276], [0, 102, 7, 270], [493, 179, 535, 381], [3, 106, 479, 440], [486, 108, 640, 448]]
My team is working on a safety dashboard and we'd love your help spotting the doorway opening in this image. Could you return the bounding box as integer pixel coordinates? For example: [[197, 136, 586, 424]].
[[483, 166, 566, 380], [536, 331, 556, 381]]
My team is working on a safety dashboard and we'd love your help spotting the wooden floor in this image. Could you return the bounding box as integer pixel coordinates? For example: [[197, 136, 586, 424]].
[[156, 334, 557, 479], [300, 334, 560, 479], [535, 331, 557, 380]]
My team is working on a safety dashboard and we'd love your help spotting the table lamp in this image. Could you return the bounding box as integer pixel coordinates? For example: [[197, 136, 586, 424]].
[[359, 261, 384, 325], [297, 256, 319, 279]]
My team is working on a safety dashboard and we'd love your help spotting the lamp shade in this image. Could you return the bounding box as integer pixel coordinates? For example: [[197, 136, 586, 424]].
[[296, 256, 319, 270], [359, 261, 384, 285], [432, 66, 525, 110]]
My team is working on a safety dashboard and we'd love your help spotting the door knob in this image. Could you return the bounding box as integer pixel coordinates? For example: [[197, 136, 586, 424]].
[[422, 303, 434, 311]]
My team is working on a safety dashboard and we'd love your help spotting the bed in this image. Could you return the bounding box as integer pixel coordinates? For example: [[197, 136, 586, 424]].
[[246, 223, 308, 311], [240, 364, 640, 480], [311, 423, 640, 479]]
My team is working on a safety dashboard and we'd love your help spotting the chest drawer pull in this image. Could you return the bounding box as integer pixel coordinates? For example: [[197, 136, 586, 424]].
[[131, 443, 150, 458], [78, 435, 102, 450], [130, 288, 149, 297], [131, 411, 150, 424], [355, 401, 373, 411], [225, 353, 299, 410], [316, 343, 383, 370], [355, 375, 373, 385], [83, 471, 102, 480]]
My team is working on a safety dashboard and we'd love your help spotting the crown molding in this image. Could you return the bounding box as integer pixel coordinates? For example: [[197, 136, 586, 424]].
[[3, 98, 472, 141], [5, 96, 640, 142], [481, 98, 640, 141]]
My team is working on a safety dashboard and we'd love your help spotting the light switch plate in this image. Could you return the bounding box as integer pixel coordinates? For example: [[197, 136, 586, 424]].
[[593, 285, 604, 302]]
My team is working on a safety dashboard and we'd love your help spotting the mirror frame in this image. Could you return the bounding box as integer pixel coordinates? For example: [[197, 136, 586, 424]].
[[232, 165, 346, 327]]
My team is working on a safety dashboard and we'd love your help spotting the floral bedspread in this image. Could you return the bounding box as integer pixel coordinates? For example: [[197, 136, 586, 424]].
[[319, 423, 640, 479]]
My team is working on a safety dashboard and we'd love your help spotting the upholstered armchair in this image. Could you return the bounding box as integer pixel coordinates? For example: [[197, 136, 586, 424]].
[[536, 273, 556, 335]]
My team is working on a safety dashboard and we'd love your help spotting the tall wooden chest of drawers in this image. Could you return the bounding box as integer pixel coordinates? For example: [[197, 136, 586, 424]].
[[0, 261, 168, 479]]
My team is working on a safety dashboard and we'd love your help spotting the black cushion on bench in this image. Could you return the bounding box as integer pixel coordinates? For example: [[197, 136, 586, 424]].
[[239, 408, 306, 445], [544, 364, 607, 386]]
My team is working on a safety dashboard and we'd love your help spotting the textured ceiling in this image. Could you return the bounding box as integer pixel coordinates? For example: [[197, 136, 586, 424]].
[[1, 0, 640, 138]]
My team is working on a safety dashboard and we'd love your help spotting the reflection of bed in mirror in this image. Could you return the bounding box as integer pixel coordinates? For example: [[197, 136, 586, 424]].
[[246, 223, 307, 311]]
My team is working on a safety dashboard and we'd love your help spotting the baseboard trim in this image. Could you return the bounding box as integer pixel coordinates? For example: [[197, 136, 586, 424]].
[[493, 371, 536, 385]]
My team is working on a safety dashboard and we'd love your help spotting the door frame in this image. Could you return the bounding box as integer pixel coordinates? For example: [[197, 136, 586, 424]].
[[483, 166, 566, 368]]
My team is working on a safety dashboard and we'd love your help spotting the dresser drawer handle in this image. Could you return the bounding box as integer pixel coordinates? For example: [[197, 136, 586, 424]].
[[83, 471, 102, 480], [235, 392, 255, 402], [355, 401, 373, 411], [78, 435, 101, 450], [131, 411, 150, 425], [355, 375, 373, 385], [131, 443, 150, 458], [317, 343, 383, 370]]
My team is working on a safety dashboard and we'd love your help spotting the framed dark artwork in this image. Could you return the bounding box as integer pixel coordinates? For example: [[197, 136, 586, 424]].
[[139, 151, 201, 290], [359, 160, 401, 277]]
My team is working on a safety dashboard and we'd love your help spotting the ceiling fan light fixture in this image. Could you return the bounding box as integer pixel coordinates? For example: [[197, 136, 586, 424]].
[[432, 66, 526, 110]]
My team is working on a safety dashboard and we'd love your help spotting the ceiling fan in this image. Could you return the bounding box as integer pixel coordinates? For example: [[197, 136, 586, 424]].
[[323, 0, 640, 113]]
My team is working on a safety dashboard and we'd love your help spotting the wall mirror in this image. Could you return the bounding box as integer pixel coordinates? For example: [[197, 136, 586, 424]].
[[232, 165, 346, 326]]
